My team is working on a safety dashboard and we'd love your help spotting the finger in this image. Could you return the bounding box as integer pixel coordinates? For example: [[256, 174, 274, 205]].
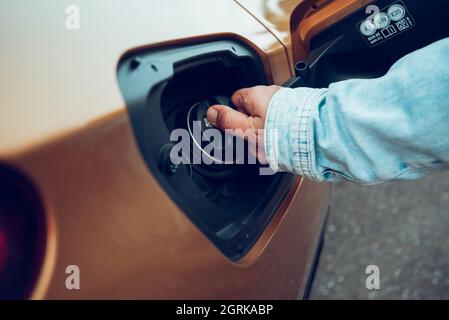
[[231, 87, 251, 108], [206, 105, 254, 131], [231, 88, 258, 115]]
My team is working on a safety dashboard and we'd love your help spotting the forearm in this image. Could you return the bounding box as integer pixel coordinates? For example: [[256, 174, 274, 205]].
[[265, 38, 449, 184]]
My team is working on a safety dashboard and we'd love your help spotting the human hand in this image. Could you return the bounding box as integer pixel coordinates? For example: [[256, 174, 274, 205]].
[[206, 85, 281, 161]]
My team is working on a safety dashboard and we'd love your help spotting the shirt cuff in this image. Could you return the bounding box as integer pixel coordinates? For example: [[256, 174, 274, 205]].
[[264, 87, 328, 181]]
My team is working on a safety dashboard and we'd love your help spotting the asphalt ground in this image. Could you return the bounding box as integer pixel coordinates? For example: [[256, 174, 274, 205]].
[[310, 171, 449, 299]]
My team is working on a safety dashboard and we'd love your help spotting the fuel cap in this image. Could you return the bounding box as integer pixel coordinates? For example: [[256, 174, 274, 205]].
[[187, 96, 243, 166]]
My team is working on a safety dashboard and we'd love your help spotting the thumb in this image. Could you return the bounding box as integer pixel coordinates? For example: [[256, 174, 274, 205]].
[[206, 105, 254, 131]]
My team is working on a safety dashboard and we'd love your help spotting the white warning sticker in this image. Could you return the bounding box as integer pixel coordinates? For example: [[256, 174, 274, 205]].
[[357, 1, 415, 47]]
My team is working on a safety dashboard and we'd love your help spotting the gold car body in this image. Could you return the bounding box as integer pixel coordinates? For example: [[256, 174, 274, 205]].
[[0, 0, 370, 299]]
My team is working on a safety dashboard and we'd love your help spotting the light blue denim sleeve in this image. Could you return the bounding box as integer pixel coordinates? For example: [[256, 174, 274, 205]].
[[265, 37, 449, 184]]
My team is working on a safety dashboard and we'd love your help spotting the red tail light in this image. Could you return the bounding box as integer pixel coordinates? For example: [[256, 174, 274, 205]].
[[0, 165, 46, 300]]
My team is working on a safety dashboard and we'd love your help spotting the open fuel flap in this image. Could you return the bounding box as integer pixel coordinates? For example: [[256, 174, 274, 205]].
[[117, 39, 295, 261]]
